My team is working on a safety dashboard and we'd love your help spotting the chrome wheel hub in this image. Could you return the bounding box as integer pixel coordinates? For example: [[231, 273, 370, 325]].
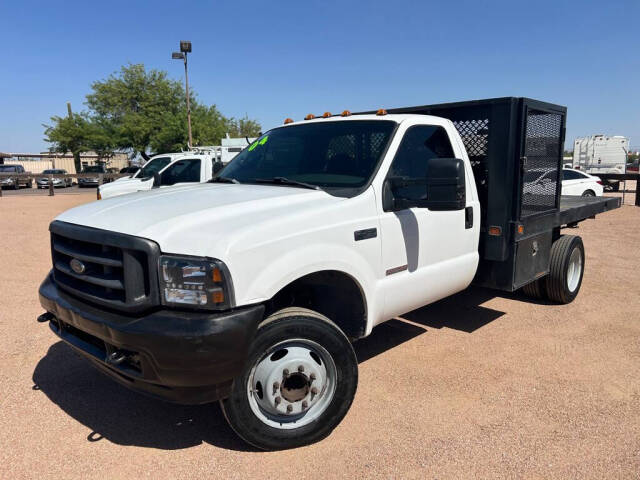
[[567, 247, 583, 292], [247, 339, 336, 430]]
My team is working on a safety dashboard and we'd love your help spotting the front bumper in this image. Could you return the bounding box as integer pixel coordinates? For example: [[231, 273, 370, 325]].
[[39, 272, 264, 404], [78, 179, 99, 186]]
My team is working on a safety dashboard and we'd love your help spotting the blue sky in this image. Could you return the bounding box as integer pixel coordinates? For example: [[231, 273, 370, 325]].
[[1, 0, 638, 153]]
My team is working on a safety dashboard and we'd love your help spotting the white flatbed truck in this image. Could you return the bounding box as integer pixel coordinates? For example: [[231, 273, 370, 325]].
[[38, 97, 619, 450]]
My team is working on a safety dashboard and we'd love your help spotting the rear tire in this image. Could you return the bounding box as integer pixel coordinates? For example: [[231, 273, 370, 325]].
[[545, 235, 584, 304], [522, 277, 546, 299], [581, 190, 595, 197], [220, 307, 358, 450]]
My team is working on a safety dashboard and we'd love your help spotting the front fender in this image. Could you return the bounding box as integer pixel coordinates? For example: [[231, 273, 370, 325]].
[[235, 242, 380, 330]]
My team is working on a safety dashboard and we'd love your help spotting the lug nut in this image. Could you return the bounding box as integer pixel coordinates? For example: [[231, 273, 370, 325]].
[[273, 381, 279, 394], [283, 368, 289, 376], [286, 404, 293, 413], [310, 386, 318, 399], [310, 373, 316, 381], [302, 401, 308, 409], [275, 396, 281, 405], [298, 365, 304, 372]]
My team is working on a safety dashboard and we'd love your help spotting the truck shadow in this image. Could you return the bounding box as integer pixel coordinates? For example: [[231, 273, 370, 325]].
[[32, 287, 507, 452], [354, 286, 506, 363]]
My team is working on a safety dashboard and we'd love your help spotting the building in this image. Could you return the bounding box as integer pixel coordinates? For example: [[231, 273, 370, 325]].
[[0, 151, 129, 174]]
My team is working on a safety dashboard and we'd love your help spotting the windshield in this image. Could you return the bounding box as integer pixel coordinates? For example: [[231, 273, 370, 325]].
[[137, 157, 171, 178], [0, 165, 17, 172], [82, 166, 104, 173], [219, 120, 396, 196]]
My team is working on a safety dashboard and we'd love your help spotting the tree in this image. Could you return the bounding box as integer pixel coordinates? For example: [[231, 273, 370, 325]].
[[44, 63, 262, 161], [228, 116, 262, 138], [43, 112, 92, 173], [86, 64, 185, 160]]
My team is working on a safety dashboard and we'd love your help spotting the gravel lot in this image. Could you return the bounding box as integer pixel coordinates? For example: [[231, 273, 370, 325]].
[[1, 193, 639, 479]]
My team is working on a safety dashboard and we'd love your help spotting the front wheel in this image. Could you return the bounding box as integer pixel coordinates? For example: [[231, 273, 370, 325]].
[[221, 307, 358, 450]]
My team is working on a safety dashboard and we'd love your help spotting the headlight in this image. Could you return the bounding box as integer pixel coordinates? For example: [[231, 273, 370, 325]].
[[159, 255, 233, 310]]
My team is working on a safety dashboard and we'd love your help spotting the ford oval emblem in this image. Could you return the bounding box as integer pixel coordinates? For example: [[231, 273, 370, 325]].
[[70, 258, 86, 274]]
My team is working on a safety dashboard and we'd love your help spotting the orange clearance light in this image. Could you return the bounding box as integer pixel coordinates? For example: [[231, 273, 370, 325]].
[[304, 114, 315, 120], [488, 226, 502, 236], [212, 290, 225, 304], [341, 110, 352, 117], [376, 109, 388, 116], [322, 112, 332, 118], [517, 225, 525, 235], [283, 118, 294, 124], [212, 267, 223, 283]]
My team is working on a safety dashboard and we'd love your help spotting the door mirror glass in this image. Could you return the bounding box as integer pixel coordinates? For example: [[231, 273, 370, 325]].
[[384, 157, 466, 211]]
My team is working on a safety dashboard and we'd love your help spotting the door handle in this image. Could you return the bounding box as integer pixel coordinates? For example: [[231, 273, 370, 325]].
[[465, 206, 473, 229]]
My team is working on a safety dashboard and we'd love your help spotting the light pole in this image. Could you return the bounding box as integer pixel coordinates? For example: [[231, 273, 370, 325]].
[[172, 40, 193, 149]]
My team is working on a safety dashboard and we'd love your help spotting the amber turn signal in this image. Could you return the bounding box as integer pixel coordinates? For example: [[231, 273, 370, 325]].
[[488, 226, 502, 236]]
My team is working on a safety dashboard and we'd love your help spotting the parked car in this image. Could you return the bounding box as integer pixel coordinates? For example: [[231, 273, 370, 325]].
[[38, 97, 621, 450], [77, 165, 107, 187], [0, 164, 33, 189], [36, 169, 73, 188], [561, 168, 603, 197]]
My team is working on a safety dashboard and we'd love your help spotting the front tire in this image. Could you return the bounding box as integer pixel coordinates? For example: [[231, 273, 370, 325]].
[[581, 190, 595, 197], [545, 235, 585, 304], [221, 307, 358, 450]]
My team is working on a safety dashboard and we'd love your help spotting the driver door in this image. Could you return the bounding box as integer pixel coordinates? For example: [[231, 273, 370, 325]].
[[378, 124, 479, 320]]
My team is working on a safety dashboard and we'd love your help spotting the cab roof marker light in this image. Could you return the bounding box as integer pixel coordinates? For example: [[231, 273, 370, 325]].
[[304, 114, 315, 120], [283, 118, 294, 124], [341, 110, 352, 117], [376, 109, 388, 116], [322, 112, 332, 118]]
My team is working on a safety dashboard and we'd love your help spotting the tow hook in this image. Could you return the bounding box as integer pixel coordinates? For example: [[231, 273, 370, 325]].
[[37, 312, 55, 323], [106, 350, 130, 366]]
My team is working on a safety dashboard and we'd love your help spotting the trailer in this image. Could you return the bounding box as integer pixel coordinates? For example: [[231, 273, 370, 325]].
[[573, 135, 629, 191]]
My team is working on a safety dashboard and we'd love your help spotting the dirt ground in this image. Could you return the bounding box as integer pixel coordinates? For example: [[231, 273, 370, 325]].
[[0, 194, 639, 479]]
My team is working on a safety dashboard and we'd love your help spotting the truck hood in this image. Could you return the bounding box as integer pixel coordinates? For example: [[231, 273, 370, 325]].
[[56, 183, 343, 255]]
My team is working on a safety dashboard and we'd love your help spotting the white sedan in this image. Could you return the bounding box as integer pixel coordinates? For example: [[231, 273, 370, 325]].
[[561, 168, 603, 197]]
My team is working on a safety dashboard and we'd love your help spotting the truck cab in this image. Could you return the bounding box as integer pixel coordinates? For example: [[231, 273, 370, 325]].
[[98, 150, 219, 199], [38, 98, 619, 450]]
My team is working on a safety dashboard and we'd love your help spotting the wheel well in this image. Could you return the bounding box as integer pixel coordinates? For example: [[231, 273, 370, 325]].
[[265, 270, 368, 340]]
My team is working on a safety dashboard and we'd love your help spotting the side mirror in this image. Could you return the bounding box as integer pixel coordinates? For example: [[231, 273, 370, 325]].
[[213, 161, 224, 175], [152, 172, 161, 188], [383, 158, 466, 211]]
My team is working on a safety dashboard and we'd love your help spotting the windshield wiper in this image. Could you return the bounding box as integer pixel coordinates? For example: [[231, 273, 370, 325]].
[[209, 176, 240, 184], [252, 177, 320, 190]]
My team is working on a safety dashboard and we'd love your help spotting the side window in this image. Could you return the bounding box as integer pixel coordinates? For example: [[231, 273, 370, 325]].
[[387, 125, 454, 200], [160, 159, 201, 185], [562, 170, 583, 180]]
